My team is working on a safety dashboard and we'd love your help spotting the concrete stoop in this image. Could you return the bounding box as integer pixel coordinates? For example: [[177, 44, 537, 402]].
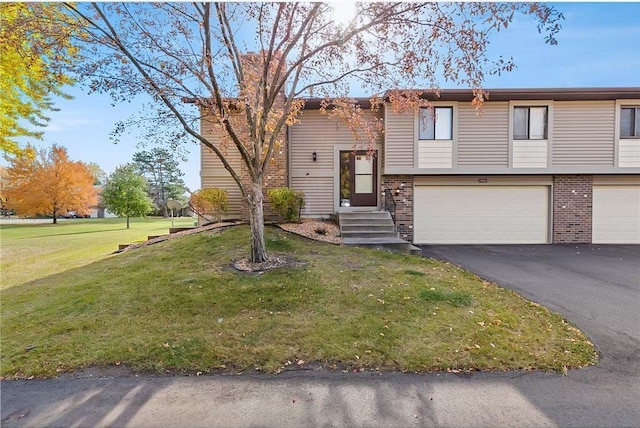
[[338, 210, 421, 255]]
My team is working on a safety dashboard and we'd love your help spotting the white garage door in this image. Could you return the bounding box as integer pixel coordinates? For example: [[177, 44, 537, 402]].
[[414, 185, 550, 244], [592, 186, 640, 244]]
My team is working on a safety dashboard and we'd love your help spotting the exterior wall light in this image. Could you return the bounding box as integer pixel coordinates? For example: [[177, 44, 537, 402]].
[[312, 151, 317, 162]]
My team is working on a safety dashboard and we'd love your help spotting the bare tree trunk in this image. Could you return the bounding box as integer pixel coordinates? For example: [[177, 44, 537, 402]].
[[248, 180, 268, 263], [126, 215, 130, 229]]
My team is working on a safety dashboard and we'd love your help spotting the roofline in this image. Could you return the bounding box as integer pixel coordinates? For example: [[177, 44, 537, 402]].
[[385, 87, 640, 102], [183, 88, 640, 109], [301, 97, 374, 110]]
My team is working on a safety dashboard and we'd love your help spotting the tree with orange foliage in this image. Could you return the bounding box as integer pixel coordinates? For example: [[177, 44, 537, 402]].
[[3, 144, 98, 224], [65, 2, 562, 262]]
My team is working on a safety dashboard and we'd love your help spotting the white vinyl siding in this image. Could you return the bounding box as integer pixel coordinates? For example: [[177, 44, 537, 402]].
[[418, 141, 453, 168], [619, 140, 640, 167], [414, 185, 550, 244], [592, 185, 640, 243], [512, 140, 548, 168], [553, 101, 615, 166], [457, 102, 509, 167]]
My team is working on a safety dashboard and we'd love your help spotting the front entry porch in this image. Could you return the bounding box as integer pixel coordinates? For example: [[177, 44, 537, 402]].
[[337, 210, 421, 255]]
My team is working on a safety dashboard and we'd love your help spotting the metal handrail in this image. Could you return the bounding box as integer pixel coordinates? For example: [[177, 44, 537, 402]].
[[383, 188, 397, 228]]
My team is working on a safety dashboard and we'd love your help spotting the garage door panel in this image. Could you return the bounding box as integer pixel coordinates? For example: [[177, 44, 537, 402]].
[[415, 186, 549, 244], [592, 186, 640, 244]]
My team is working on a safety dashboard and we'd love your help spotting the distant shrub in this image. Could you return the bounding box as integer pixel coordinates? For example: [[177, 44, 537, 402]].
[[190, 188, 229, 223], [267, 187, 305, 223]]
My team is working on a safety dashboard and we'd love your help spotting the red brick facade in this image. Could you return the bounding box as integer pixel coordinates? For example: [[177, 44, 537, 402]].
[[381, 175, 415, 242], [552, 175, 593, 243]]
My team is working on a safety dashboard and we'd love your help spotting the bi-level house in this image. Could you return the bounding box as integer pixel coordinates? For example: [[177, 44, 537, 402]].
[[200, 88, 640, 245]]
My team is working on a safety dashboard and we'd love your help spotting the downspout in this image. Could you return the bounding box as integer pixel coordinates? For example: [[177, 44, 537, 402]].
[[286, 123, 291, 188]]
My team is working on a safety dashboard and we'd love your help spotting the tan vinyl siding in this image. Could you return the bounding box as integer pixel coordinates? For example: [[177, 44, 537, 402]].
[[552, 101, 615, 166], [290, 109, 381, 215], [200, 125, 243, 175], [291, 177, 334, 216], [457, 102, 509, 166], [384, 107, 414, 169], [290, 111, 338, 171], [200, 115, 244, 218]]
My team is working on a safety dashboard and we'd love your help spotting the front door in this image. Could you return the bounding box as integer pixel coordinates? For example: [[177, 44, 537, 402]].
[[339, 150, 377, 207]]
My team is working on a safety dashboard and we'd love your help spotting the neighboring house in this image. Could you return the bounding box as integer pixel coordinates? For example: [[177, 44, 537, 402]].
[[200, 87, 640, 245]]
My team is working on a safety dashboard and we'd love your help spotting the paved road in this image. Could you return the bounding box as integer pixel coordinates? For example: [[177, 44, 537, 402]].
[[2, 244, 639, 427]]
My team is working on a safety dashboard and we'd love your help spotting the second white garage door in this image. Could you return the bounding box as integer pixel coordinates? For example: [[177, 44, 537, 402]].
[[592, 185, 640, 244], [414, 185, 550, 244]]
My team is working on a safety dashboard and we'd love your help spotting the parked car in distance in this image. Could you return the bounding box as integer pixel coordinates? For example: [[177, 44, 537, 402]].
[[60, 211, 91, 218]]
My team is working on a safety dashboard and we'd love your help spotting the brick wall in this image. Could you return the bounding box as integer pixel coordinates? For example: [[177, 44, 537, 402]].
[[381, 175, 414, 242], [553, 175, 593, 243], [237, 103, 288, 223]]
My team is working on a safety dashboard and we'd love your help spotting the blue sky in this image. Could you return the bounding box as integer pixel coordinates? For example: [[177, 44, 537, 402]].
[[4, 2, 639, 191]]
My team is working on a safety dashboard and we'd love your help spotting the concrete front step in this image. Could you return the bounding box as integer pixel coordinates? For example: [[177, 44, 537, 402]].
[[339, 218, 393, 227], [341, 231, 399, 239], [343, 237, 422, 256], [338, 210, 419, 255], [338, 211, 392, 221], [340, 223, 396, 232]]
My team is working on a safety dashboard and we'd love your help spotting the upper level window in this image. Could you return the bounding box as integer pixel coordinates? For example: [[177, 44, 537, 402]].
[[514, 106, 547, 140], [419, 107, 453, 140], [620, 107, 640, 138]]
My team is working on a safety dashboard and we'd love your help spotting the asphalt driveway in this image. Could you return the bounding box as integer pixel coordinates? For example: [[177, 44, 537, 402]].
[[421, 244, 640, 373]]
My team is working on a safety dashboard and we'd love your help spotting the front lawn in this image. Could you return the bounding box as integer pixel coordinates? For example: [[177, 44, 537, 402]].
[[0, 226, 597, 378], [0, 216, 195, 290]]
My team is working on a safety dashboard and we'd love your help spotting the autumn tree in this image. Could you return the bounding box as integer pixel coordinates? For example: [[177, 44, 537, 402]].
[[101, 164, 153, 229], [0, 3, 83, 156], [132, 148, 186, 217], [65, 2, 562, 263], [3, 144, 98, 223], [190, 188, 229, 224]]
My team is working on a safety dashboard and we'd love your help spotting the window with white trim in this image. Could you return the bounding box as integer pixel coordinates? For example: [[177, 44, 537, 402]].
[[419, 107, 453, 140], [513, 106, 547, 140], [620, 107, 640, 138]]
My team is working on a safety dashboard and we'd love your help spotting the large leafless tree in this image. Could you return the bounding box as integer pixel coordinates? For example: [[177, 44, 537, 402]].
[[65, 2, 562, 263]]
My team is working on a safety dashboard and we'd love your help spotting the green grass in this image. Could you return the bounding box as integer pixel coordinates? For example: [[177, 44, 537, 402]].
[[0, 225, 598, 379], [0, 217, 195, 290]]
